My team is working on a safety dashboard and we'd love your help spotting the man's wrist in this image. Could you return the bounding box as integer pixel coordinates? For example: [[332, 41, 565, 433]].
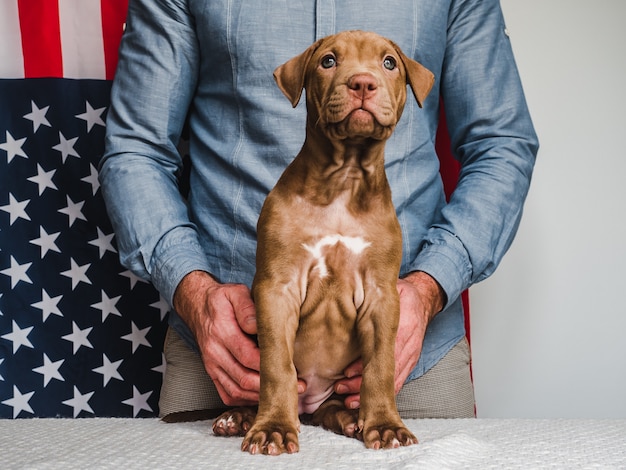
[[172, 270, 217, 316], [402, 271, 447, 316]]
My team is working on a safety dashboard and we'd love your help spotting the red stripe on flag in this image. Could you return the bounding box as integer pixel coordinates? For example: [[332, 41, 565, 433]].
[[101, 0, 128, 80], [18, 0, 63, 78]]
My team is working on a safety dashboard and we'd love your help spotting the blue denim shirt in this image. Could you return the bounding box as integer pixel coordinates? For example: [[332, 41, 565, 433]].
[[100, 0, 538, 381]]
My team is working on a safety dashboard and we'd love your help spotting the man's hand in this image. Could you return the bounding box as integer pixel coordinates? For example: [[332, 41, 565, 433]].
[[333, 271, 446, 409], [173, 271, 307, 407], [173, 271, 261, 406]]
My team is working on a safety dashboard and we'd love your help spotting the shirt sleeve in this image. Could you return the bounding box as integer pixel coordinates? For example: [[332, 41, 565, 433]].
[[99, 0, 210, 307], [410, 0, 539, 308]]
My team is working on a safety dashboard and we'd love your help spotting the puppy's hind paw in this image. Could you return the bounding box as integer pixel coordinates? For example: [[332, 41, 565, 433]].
[[212, 407, 257, 437], [309, 400, 360, 438]]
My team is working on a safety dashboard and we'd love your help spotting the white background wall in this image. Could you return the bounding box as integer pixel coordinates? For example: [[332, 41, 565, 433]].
[[471, 0, 626, 418]]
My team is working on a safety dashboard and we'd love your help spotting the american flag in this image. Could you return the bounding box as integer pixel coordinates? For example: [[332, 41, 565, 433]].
[[0, 0, 169, 418]]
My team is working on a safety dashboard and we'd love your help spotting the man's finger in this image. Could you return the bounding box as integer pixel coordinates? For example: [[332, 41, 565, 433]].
[[344, 394, 360, 410], [205, 347, 261, 405], [212, 370, 259, 407], [334, 375, 361, 395], [228, 332, 261, 371], [343, 358, 363, 378], [229, 286, 258, 335]]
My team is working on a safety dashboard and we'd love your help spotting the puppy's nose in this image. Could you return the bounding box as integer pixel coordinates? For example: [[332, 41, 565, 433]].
[[348, 74, 378, 99]]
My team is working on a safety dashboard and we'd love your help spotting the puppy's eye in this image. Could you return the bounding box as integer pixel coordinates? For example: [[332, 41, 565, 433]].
[[383, 56, 397, 71], [321, 55, 336, 69]]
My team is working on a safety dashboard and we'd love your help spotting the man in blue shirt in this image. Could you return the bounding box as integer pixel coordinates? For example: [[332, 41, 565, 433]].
[[100, 0, 538, 419]]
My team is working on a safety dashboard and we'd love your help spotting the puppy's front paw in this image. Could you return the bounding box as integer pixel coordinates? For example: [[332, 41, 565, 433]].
[[361, 422, 418, 449], [242, 422, 300, 455], [212, 407, 256, 437]]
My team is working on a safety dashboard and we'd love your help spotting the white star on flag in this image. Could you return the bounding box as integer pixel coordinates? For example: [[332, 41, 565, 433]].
[[0, 193, 31, 225], [1, 256, 33, 289], [122, 386, 153, 417], [23, 101, 52, 133], [91, 289, 122, 322], [1, 320, 34, 353], [88, 227, 117, 259], [81, 163, 100, 195], [62, 386, 94, 418], [0, 131, 28, 163], [2, 386, 35, 418], [120, 270, 148, 290], [121, 322, 151, 353], [150, 296, 170, 321], [31, 289, 64, 322], [33, 354, 65, 387], [76, 101, 106, 132], [29, 226, 62, 259], [0, 358, 4, 381], [61, 321, 94, 354], [52, 132, 80, 163], [151, 353, 167, 375], [27, 164, 58, 195], [58, 195, 87, 227], [60, 258, 92, 290], [93, 354, 124, 387]]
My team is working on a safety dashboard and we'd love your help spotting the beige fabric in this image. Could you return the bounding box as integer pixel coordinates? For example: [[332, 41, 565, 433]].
[[396, 337, 475, 418], [159, 327, 475, 419], [158, 328, 227, 416]]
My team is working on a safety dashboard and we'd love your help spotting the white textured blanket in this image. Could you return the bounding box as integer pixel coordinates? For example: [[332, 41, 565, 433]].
[[3, 418, 626, 469]]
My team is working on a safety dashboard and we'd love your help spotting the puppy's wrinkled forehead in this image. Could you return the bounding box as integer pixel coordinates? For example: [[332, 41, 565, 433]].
[[307, 31, 403, 77]]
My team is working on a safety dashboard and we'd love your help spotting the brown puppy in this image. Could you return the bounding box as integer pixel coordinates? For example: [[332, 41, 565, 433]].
[[213, 30, 434, 455]]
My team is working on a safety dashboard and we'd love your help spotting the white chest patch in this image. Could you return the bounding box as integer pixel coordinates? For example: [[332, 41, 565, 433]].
[[301, 235, 371, 278]]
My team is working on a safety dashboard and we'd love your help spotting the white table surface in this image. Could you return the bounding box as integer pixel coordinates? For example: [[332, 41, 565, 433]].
[[2, 417, 625, 469]]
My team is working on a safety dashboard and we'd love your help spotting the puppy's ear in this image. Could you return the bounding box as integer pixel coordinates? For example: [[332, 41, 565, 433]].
[[273, 40, 322, 107], [394, 45, 435, 108]]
